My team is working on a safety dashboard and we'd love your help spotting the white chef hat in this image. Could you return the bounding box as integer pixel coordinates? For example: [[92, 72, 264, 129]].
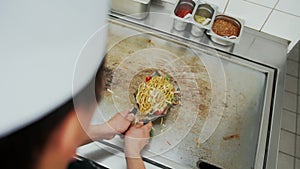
[[0, 0, 110, 138]]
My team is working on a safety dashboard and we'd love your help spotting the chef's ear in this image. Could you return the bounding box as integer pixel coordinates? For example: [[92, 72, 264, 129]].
[[52, 109, 87, 159]]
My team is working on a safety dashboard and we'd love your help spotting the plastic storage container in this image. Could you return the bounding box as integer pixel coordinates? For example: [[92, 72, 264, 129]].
[[206, 14, 245, 45], [171, 0, 217, 35], [172, 0, 196, 31], [190, 3, 217, 36]]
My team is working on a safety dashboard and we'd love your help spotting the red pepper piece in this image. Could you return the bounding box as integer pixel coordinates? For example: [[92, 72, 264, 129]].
[[155, 111, 163, 115], [145, 76, 151, 82]]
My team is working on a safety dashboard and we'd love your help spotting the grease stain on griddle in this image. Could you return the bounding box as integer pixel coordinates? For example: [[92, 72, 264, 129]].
[[223, 134, 240, 141]]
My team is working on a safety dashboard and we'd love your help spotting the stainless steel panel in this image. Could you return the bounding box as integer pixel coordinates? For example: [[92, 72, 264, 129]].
[[109, 5, 288, 168], [78, 18, 277, 169]]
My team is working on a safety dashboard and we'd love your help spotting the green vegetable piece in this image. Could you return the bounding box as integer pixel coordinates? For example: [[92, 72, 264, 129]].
[[150, 128, 154, 141], [166, 75, 170, 81]]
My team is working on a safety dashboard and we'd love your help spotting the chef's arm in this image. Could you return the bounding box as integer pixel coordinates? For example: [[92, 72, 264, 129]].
[[125, 122, 152, 169], [85, 110, 134, 141], [126, 157, 146, 169]]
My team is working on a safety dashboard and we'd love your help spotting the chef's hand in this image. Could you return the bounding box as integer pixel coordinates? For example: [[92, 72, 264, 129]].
[[107, 110, 135, 136], [124, 122, 152, 158], [87, 110, 134, 140]]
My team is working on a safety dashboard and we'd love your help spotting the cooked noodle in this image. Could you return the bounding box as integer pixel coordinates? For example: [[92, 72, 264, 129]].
[[135, 76, 176, 115]]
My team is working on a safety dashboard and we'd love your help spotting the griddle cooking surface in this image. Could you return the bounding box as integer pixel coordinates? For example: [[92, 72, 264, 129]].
[[97, 34, 211, 154], [90, 20, 265, 169]]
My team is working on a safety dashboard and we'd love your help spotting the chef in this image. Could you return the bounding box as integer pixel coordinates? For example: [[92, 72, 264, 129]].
[[0, 1, 151, 169]]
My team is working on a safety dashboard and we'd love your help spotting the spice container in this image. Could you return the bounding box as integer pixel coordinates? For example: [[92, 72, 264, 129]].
[[172, 0, 196, 31], [206, 14, 245, 46], [190, 3, 217, 37]]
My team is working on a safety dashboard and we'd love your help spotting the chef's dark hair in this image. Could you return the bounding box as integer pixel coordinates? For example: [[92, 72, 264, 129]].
[[0, 63, 105, 169], [0, 98, 74, 169]]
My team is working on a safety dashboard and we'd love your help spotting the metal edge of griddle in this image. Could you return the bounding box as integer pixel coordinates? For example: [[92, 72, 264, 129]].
[[74, 155, 110, 169], [213, 52, 278, 169], [97, 140, 186, 169]]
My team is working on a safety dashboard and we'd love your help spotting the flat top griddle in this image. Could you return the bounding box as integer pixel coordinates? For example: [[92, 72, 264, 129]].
[[84, 19, 274, 169]]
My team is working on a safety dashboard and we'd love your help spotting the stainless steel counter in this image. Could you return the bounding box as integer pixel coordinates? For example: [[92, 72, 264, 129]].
[[77, 2, 288, 169]]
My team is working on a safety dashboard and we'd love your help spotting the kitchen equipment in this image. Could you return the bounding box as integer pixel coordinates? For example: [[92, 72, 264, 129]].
[[111, 0, 151, 19], [172, 0, 196, 30], [79, 18, 273, 169], [78, 3, 288, 168], [171, 0, 217, 34], [190, 3, 216, 36], [206, 14, 245, 46], [131, 106, 168, 124], [174, 0, 195, 18]]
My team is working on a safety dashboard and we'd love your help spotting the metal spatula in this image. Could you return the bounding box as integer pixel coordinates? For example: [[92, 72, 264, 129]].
[[130, 103, 170, 124]]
